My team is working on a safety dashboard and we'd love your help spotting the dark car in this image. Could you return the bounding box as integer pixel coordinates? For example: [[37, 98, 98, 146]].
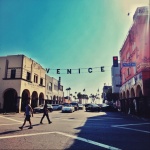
[[100, 103, 118, 112], [70, 102, 79, 111], [86, 104, 101, 112], [84, 103, 91, 108]]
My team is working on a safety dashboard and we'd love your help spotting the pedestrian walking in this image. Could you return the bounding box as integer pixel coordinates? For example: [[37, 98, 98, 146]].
[[40, 103, 52, 124], [19, 101, 33, 130]]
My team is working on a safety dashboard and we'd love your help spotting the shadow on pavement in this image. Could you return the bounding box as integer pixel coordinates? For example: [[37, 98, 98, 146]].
[[66, 113, 113, 150], [0, 130, 21, 135], [65, 112, 150, 150], [0, 123, 41, 135]]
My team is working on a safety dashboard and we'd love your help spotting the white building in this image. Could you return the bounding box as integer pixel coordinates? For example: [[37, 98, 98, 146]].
[[0, 54, 64, 113], [45, 75, 64, 104], [111, 64, 121, 93]]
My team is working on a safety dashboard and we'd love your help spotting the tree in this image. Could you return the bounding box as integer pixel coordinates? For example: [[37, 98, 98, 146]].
[[77, 92, 82, 99], [66, 87, 71, 100], [73, 96, 76, 99]]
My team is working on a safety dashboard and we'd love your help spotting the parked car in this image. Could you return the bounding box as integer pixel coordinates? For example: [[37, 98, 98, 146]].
[[33, 104, 53, 113], [84, 103, 91, 108], [47, 104, 53, 112], [62, 104, 75, 113], [100, 103, 118, 112], [78, 104, 84, 110], [85, 104, 101, 112], [52, 104, 62, 110], [70, 102, 79, 111]]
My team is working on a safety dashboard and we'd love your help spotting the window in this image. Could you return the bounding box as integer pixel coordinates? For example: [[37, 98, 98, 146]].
[[54, 84, 58, 91], [126, 52, 130, 60], [40, 78, 43, 85], [133, 66, 136, 74], [26, 72, 31, 81], [128, 68, 130, 76], [34, 74, 38, 83], [122, 74, 125, 82], [11, 69, 16, 79], [59, 85, 63, 91]]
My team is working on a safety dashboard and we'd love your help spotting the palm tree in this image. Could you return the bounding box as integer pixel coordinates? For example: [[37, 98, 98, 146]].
[[77, 92, 82, 99], [73, 95, 76, 100], [66, 88, 69, 98], [69, 93, 72, 101], [66, 87, 71, 99], [90, 94, 96, 103]]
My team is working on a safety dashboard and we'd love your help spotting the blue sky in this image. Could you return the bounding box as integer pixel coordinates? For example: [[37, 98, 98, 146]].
[[0, 0, 149, 99]]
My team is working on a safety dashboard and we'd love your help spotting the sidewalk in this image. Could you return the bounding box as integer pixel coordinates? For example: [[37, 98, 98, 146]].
[[119, 111, 150, 122]]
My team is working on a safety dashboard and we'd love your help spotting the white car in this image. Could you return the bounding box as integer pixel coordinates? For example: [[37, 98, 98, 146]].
[[78, 104, 84, 110], [33, 104, 53, 113], [62, 104, 75, 113]]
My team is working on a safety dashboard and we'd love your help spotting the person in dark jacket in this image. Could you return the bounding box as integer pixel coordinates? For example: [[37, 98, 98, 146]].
[[40, 103, 52, 124]]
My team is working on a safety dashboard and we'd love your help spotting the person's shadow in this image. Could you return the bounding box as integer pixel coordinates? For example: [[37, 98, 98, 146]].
[[0, 123, 41, 135]]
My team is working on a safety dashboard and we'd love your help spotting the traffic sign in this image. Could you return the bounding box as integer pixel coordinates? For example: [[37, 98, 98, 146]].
[[122, 62, 136, 67]]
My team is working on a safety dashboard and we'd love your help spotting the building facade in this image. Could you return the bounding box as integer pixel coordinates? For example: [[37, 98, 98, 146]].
[[119, 6, 150, 117], [102, 85, 112, 103], [0, 54, 64, 113], [111, 64, 121, 93], [45, 75, 64, 104]]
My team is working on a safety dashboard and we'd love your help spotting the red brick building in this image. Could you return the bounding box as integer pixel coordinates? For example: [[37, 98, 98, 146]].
[[119, 6, 150, 117]]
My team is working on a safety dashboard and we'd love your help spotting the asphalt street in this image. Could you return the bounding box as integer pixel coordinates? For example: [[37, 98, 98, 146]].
[[0, 109, 150, 150]]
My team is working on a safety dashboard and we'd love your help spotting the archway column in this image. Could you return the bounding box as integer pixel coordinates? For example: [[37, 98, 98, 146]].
[[17, 96, 21, 113]]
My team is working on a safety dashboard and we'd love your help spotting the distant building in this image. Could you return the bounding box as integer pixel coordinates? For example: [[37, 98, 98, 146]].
[[63, 97, 71, 103], [45, 75, 64, 104], [111, 64, 121, 102], [102, 85, 112, 103], [111, 64, 121, 93]]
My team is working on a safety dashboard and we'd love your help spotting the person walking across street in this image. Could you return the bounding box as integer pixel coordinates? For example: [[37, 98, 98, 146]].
[[19, 100, 33, 130], [40, 103, 52, 124]]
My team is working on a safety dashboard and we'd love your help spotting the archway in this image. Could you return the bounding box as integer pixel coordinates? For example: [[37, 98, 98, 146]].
[[120, 93, 122, 99], [31, 91, 38, 108], [3, 88, 18, 113], [50, 96, 53, 104], [136, 85, 143, 97], [131, 88, 135, 98], [126, 90, 130, 98], [53, 95, 56, 104], [136, 85, 145, 116], [56, 96, 59, 104], [123, 91, 126, 99], [39, 92, 44, 105], [21, 89, 30, 111]]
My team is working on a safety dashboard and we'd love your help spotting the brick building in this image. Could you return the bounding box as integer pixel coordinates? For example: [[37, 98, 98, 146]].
[[119, 6, 150, 117]]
